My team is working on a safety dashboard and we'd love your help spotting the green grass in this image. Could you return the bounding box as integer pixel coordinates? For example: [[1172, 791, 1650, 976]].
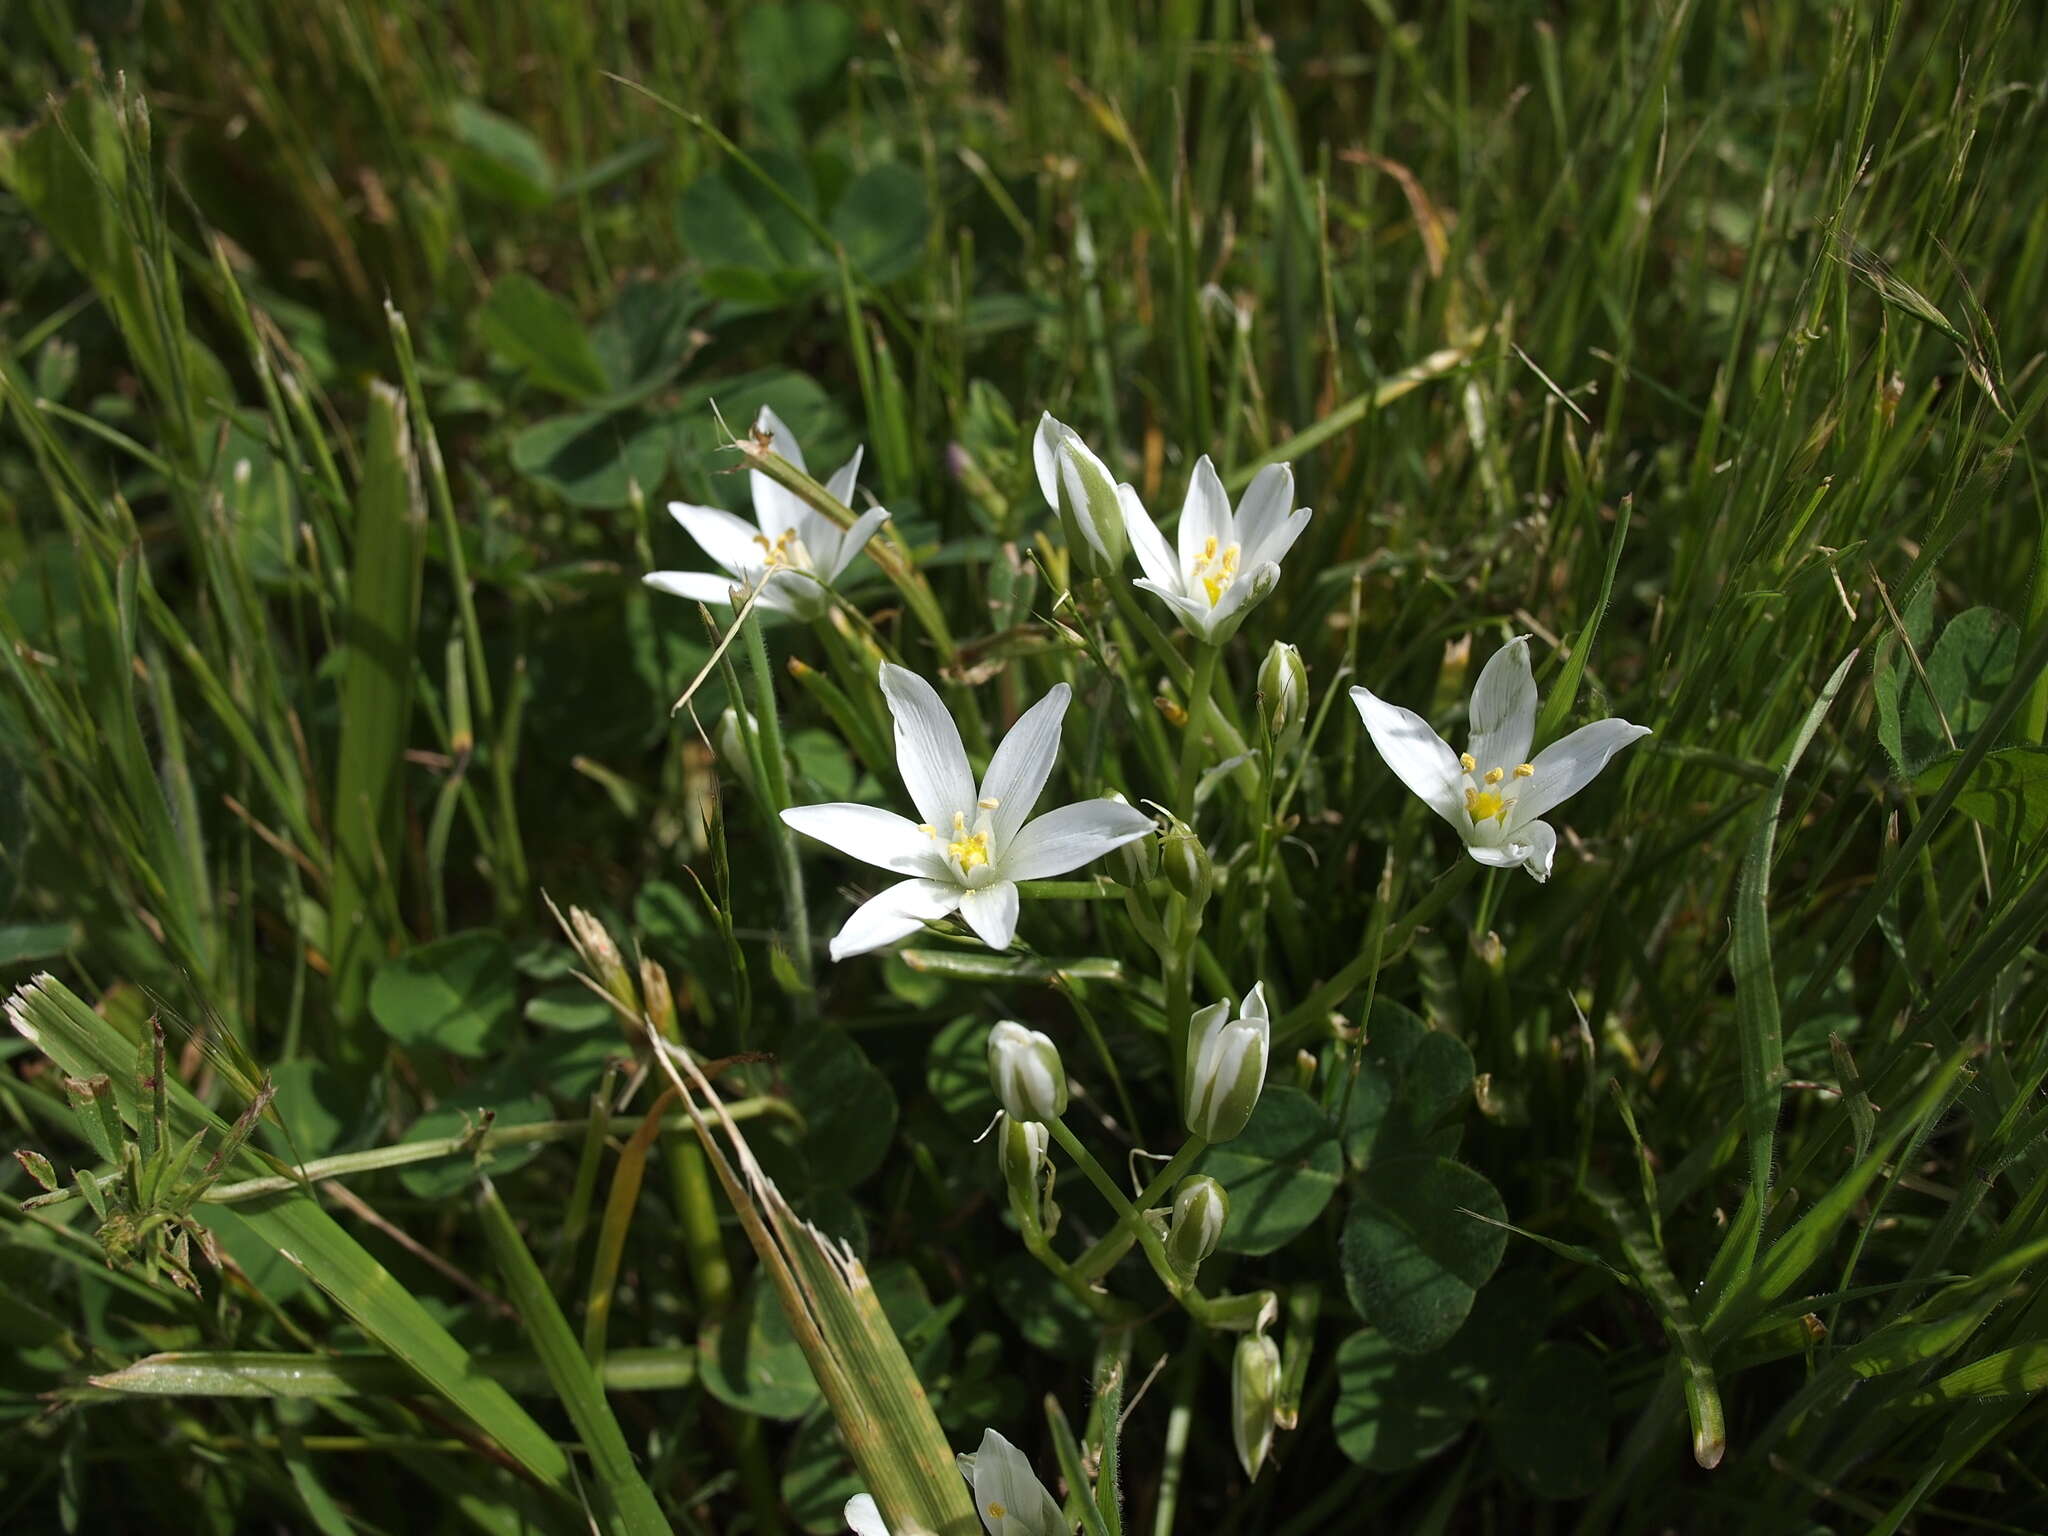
[[3, 1, 2048, 1532]]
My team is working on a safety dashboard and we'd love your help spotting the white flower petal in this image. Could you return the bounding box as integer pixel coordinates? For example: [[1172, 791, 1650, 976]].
[[643, 571, 740, 605], [843, 1493, 889, 1536], [1230, 463, 1295, 564], [1242, 981, 1269, 1022], [1176, 455, 1231, 574], [1057, 437, 1121, 564], [1032, 412, 1063, 510], [669, 502, 762, 577], [827, 878, 962, 961], [969, 1429, 1065, 1536], [1350, 685, 1464, 826], [1122, 484, 1180, 591], [957, 881, 1020, 950], [1466, 842, 1527, 869], [754, 404, 809, 473], [749, 405, 811, 540], [878, 663, 976, 830], [1185, 998, 1232, 1086], [781, 802, 935, 875], [828, 506, 891, 582], [1244, 504, 1312, 571], [1002, 798, 1156, 882], [1135, 579, 1218, 639], [1516, 820, 1557, 881], [1512, 718, 1652, 827], [1467, 636, 1536, 774], [978, 684, 1070, 848], [825, 445, 864, 508]]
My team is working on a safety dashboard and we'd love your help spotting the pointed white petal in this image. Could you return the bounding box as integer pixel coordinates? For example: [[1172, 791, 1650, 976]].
[[844, 1494, 890, 1536], [1001, 798, 1156, 882], [1349, 686, 1464, 826], [1204, 564, 1266, 633], [828, 506, 891, 581], [1466, 636, 1536, 774], [827, 878, 962, 960], [643, 571, 739, 605], [957, 881, 1020, 951], [754, 404, 808, 473], [969, 1429, 1066, 1536], [1230, 463, 1296, 565], [1511, 717, 1653, 827], [1177, 455, 1231, 574], [780, 802, 934, 874], [1517, 820, 1557, 881], [748, 405, 811, 540], [1122, 484, 1180, 590], [979, 684, 1070, 848], [1244, 504, 1312, 571], [670, 502, 764, 576], [878, 663, 976, 829], [1242, 981, 1269, 1022], [825, 445, 864, 507], [1057, 437, 1121, 564], [1032, 412, 1063, 509], [1466, 842, 1526, 868], [1185, 998, 1232, 1086]]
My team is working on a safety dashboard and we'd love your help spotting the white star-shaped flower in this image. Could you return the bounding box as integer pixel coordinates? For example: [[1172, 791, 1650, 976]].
[[1350, 635, 1651, 881], [1124, 457, 1310, 643], [646, 406, 889, 620], [783, 664, 1155, 959]]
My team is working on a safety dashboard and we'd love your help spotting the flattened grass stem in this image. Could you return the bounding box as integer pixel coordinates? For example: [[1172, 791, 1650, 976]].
[[742, 613, 814, 1005], [1274, 859, 1478, 1048], [1175, 641, 1222, 818]]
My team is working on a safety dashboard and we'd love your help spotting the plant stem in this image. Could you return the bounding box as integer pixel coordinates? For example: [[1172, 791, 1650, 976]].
[[1069, 1136, 1209, 1283], [1174, 642, 1222, 816], [743, 613, 814, 1006]]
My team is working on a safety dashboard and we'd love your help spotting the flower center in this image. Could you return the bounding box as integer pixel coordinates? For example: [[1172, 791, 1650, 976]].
[[945, 809, 992, 873], [751, 528, 805, 570], [1459, 753, 1533, 828], [1191, 535, 1240, 605]]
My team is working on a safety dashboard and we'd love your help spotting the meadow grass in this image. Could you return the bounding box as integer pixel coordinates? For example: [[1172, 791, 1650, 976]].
[[3, 1, 2047, 1532]]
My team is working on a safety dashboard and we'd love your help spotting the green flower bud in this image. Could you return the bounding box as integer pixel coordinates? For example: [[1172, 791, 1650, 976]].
[[1158, 814, 1213, 907], [716, 706, 761, 799], [1258, 641, 1308, 757], [1034, 412, 1129, 574], [1164, 1175, 1229, 1278], [1232, 1331, 1282, 1480], [998, 1113, 1058, 1238], [1184, 983, 1271, 1143], [986, 1021, 1068, 1124]]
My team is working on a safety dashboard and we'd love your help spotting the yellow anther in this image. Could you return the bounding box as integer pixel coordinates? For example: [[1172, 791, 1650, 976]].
[[750, 528, 801, 568], [1459, 753, 1476, 773], [1483, 766, 1505, 785], [947, 828, 992, 873], [1191, 536, 1241, 606], [978, 796, 1000, 810], [916, 824, 936, 837], [987, 1505, 1007, 1521], [1514, 762, 1535, 778], [1464, 787, 1510, 825]]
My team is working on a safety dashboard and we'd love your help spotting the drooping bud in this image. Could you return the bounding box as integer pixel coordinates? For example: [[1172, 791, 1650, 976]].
[[1232, 1331, 1282, 1480], [1104, 792, 1157, 886], [1258, 641, 1309, 757], [1033, 412, 1128, 572], [1184, 983, 1271, 1143], [998, 1113, 1059, 1237], [1164, 1175, 1229, 1279], [986, 1021, 1068, 1124], [1158, 814, 1213, 908]]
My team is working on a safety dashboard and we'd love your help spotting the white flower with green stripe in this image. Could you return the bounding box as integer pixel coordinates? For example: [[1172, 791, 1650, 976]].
[[1350, 635, 1650, 881], [784, 664, 1154, 959]]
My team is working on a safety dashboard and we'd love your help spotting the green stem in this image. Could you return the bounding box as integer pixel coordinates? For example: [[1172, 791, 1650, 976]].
[[1070, 1136, 1209, 1284], [743, 615, 814, 1004], [1018, 878, 1123, 900], [1174, 642, 1222, 816], [1273, 858, 1478, 1048]]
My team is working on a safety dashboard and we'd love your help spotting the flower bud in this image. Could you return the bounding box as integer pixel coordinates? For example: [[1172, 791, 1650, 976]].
[[639, 955, 678, 1041], [1158, 815, 1212, 908], [1164, 1175, 1229, 1278], [986, 1021, 1068, 1124], [998, 1113, 1058, 1237], [1232, 1331, 1282, 1480], [1033, 412, 1128, 573], [1184, 983, 1271, 1143], [716, 706, 762, 799], [1105, 792, 1157, 886], [569, 907, 637, 1013], [1258, 641, 1308, 757]]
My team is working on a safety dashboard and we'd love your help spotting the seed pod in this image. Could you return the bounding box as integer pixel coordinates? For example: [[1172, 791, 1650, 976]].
[[1158, 814, 1213, 908]]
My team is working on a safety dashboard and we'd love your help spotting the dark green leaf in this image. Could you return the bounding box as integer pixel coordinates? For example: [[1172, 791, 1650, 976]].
[[510, 409, 671, 509], [782, 1024, 898, 1190], [368, 931, 517, 1059], [1195, 1085, 1343, 1256], [1340, 1156, 1508, 1354], [445, 101, 554, 210], [477, 275, 608, 401], [1490, 1342, 1610, 1499], [829, 162, 929, 284], [1913, 746, 2048, 846], [1332, 1328, 1475, 1469]]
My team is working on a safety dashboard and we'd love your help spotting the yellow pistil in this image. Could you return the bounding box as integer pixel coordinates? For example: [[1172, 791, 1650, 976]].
[[1464, 786, 1511, 825], [946, 810, 991, 873], [751, 528, 801, 569], [1191, 535, 1241, 606]]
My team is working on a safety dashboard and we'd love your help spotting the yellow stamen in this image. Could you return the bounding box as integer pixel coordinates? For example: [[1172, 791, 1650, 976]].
[[1514, 762, 1534, 778], [750, 528, 801, 568], [987, 1505, 1007, 1520], [1190, 535, 1241, 606], [1464, 787, 1511, 825], [1483, 766, 1505, 785], [916, 824, 935, 837], [978, 796, 1000, 809], [1459, 753, 1477, 773], [946, 810, 991, 873]]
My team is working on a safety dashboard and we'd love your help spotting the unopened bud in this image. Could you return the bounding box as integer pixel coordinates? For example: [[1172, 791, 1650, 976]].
[[1184, 983, 1271, 1143], [998, 1114, 1058, 1237], [986, 1021, 1067, 1124], [1164, 1175, 1229, 1278], [1158, 815, 1213, 907], [569, 907, 636, 1012], [1033, 413, 1128, 573], [716, 707, 762, 798], [1232, 1331, 1282, 1480], [1105, 792, 1157, 886], [1258, 642, 1308, 757], [639, 955, 677, 1041]]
